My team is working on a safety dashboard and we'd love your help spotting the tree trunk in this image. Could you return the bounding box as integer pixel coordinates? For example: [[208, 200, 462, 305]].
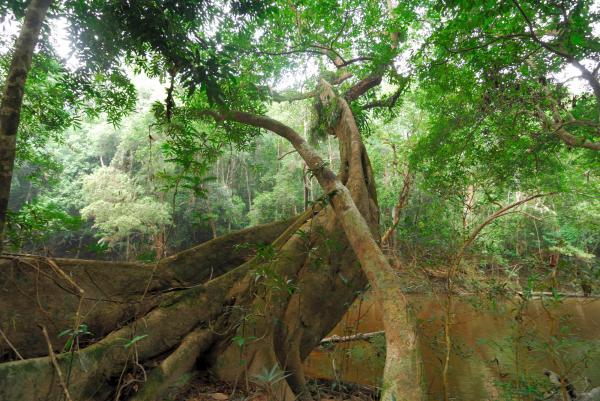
[[203, 186, 218, 239], [126, 234, 131, 261], [244, 161, 252, 208], [303, 164, 310, 211], [0, 0, 53, 254], [381, 164, 412, 249], [154, 228, 166, 260]]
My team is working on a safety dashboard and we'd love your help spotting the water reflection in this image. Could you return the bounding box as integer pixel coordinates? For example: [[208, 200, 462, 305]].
[[304, 293, 600, 400]]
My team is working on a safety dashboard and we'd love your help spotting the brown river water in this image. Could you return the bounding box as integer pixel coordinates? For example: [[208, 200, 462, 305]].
[[304, 293, 600, 400]]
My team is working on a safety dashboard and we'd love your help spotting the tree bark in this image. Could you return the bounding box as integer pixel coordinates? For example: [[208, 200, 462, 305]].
[[0, 0, 53, 254]]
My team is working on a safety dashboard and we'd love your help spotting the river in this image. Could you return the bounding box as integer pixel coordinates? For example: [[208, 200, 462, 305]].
[[304, 293, 600, 400]]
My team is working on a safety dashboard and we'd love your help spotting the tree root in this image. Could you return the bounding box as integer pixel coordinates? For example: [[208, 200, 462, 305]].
[[0, 210, 318, 400], [0, 271, 237, 400], [130, 327, 215, 401], [0, 219, 293, 359]]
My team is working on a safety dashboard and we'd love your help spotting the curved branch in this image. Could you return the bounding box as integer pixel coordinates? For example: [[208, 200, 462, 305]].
[[570, 59, 600, 111], [452, 193, 551, 273], [529, 64, 600, 151], [533, 102, 600, 151], [554, 127, 600, 150], [271, 90, 318, 102], [511, 0, 572, 58], [362, 81, 409, 110], [344, 74, 383, 102], [512, 0, 600, 111]]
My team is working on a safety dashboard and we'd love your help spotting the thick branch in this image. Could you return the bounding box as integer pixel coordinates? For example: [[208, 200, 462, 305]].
[[362, 84, 407, 110], [524, 58, 600, 150], [344, 74, 383, 102], [341, 0, 402, 103], [269, 72, 352, 103], [533, 102, 600, 150], [309, 43, 373, 68], [554, 127, 600, 150], [570, 59, 600, 110]]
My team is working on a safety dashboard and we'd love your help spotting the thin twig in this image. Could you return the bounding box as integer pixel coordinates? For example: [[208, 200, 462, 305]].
[[40, 324, 73, 401], [0, 326, 24, 360], [278, 149, 297, 160], [46, 258, 84, 295], [320, 330, 385, 345]]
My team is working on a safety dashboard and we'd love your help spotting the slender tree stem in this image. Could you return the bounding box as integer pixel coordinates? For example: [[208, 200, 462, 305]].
[[0, 0, 53, 253]]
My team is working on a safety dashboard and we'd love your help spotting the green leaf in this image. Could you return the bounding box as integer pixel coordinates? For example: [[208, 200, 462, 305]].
[[62, 337, 74, 353], [570, 33, 585, 46], [123, 334, 148, 349], [232, 335, 246, 346], [58, 329, 73, 338]]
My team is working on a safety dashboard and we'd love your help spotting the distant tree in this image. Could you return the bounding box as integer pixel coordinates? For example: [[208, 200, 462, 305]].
[[80, 166, 170, 258]]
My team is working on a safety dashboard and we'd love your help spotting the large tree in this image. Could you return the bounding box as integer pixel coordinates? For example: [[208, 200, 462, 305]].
[[0, 1, 423, 401]]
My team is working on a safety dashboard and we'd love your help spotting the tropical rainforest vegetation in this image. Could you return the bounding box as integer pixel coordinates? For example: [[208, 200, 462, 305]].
[[0, 1, 599, 401]]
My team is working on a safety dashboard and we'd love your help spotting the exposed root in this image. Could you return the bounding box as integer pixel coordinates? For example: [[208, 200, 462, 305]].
[[131, 328, 216, 401], [0, 274, 234, 400], [0, 211, 318, 400], [0, 219, 293, 359]]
